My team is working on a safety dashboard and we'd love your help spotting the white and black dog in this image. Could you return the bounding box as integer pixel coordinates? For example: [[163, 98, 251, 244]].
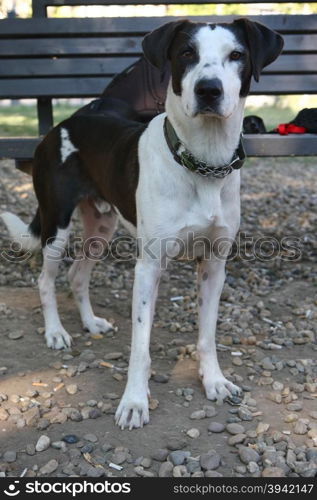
[[1, 18, 283, 429]]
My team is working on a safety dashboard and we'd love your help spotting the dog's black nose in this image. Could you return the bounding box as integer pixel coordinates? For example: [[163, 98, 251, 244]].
[[195, 78, 223, 103]]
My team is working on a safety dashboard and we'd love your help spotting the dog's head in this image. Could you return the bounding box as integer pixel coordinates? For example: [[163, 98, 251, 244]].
[[142, 18, 283, 119]]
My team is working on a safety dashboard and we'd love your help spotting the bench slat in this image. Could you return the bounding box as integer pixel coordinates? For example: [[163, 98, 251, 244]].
[[0, 38, 141, 57], [1, 15, 317, 37], [1, 33, 316, 58], [1, 74, 316, 99], [1, 134, 317, 162], [1, 54, 317, 78], [244, 134, 317, 156], [0, 57, 138, 77]]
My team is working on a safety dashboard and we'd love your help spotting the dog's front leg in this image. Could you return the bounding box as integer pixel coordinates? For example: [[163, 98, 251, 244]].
[[197, 258, 241, 402], [115, 258, 161, 430]]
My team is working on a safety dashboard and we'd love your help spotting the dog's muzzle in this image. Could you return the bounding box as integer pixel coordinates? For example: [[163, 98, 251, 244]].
[[194, 78, 223, 114]]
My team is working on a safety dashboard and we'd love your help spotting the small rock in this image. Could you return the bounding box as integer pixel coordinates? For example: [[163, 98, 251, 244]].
[[232, 357, 243, 366], [86, 400, 97, 407], [3, 450, 17, 463], [205, 470, 223, 477], [192, 471, 205, 477], [149, 398, 159, 410], [70, 410, 83, 422], [101, 442, 113, 452], [186, 458, 201, 474], [200, 450, 221, 470], [262, 467, 285, 477], [261, 357, 275, 370], [293, 421, 307, 435], [104, 393, 119, 400], [187, 428, 200, 439], [51, 441, 67, 452], [306, 449, 317, 462], [167, 437, 187, 451], [256, 422, 270, 434], [0, 408, 9, 421], [238, 407, 253, 421], [66, 384, 78, 395], [39, 459, 58, 475], [228, 433, 246, 446], [26, 444, 36, 456], [84, 433, 98, 443], [247, 461, 260, 474], [284, 413, 299, 423], [238, 446, 260, 464], [226, 423, 245, 435], [62, 434, 79, 444], [268, 392, 282, 404], [81, 444, 94, 454], [112, 449, 129, 465], [272, 381, 284, 391], [208, 422, 225, 433], [37, 418, 50, 430], [8, 331, 24, 340], [203, 405, 217, 417], [134, 466, 155, 477], [140, 457, 152, 468], [104, 352, 123, 360], [173, 465, 188, 477], [190, 410, 206, 420], [159, 461, 173, 477], [286, 402, 303, 412], [152, 449, 169, 462], [169, 450, 190, 466], [286, 449, 296, 464], [24, 406, 40, 426], [35, 435, 51, 452], [25, 389, 38, 398], [89, 408, 102, 419]]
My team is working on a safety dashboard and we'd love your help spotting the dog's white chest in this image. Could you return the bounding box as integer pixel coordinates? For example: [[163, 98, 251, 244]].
[[176, 183, 229, 242]]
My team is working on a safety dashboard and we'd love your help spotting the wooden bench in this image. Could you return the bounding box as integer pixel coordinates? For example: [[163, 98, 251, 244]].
[[1, 0, 317, 173]]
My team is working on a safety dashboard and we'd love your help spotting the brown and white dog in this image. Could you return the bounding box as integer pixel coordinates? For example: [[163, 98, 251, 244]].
[[1, 19, 283, 429]]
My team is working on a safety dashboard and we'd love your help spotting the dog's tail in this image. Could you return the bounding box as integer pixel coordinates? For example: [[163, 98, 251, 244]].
[[1, 208, 41, 251]]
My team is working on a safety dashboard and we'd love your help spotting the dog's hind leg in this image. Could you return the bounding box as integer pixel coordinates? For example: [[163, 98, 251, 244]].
[[197, 257, 241, 402], [39, 226, 73, 349], [68, 199, 117, 334]]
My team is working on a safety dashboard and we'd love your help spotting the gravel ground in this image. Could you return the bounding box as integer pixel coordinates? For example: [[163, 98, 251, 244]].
[[0, 156, 316, 478]]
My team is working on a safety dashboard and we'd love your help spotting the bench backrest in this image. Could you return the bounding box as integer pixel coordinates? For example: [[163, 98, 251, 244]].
[[0, 0, 317, 138]]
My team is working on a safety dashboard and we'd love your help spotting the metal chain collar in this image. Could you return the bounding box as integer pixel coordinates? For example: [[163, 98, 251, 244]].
[[164, 117, 246, 179]]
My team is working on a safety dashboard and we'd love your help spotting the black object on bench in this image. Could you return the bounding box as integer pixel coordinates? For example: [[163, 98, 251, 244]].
[[1, 0, 317, 173]]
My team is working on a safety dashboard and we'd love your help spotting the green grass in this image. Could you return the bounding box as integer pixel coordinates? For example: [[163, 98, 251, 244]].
[[0, 97, 316, 137], [0, 103, 79, 137]]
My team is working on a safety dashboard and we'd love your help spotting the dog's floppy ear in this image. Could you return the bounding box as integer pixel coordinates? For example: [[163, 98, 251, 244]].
[[142, 20, 188, 72], [234, 18, 284, 82]]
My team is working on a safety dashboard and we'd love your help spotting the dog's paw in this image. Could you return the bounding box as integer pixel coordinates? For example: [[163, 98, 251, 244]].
[[201, 372, 241, 403], [83, 316, 113, 334], [45, 328, 72, 350], [115, 393, 149, 430]]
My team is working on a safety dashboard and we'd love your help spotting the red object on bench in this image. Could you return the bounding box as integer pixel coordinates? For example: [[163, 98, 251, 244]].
[[276, 123, 307, 135]]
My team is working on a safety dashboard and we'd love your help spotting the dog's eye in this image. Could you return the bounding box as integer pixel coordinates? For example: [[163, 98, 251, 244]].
[[181, 48, 195, 59], [230, 51, 242, 61]]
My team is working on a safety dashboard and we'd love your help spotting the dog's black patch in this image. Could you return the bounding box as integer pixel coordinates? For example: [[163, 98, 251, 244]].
[[168, 22, 202, 96], [33, 99, 145, 245]]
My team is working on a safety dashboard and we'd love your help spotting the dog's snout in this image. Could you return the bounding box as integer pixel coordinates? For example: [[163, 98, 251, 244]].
[[195, 78, 223, 103]]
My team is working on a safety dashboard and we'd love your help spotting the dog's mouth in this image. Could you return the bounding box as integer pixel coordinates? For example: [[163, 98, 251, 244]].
[[194, 106, 225, 119]]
